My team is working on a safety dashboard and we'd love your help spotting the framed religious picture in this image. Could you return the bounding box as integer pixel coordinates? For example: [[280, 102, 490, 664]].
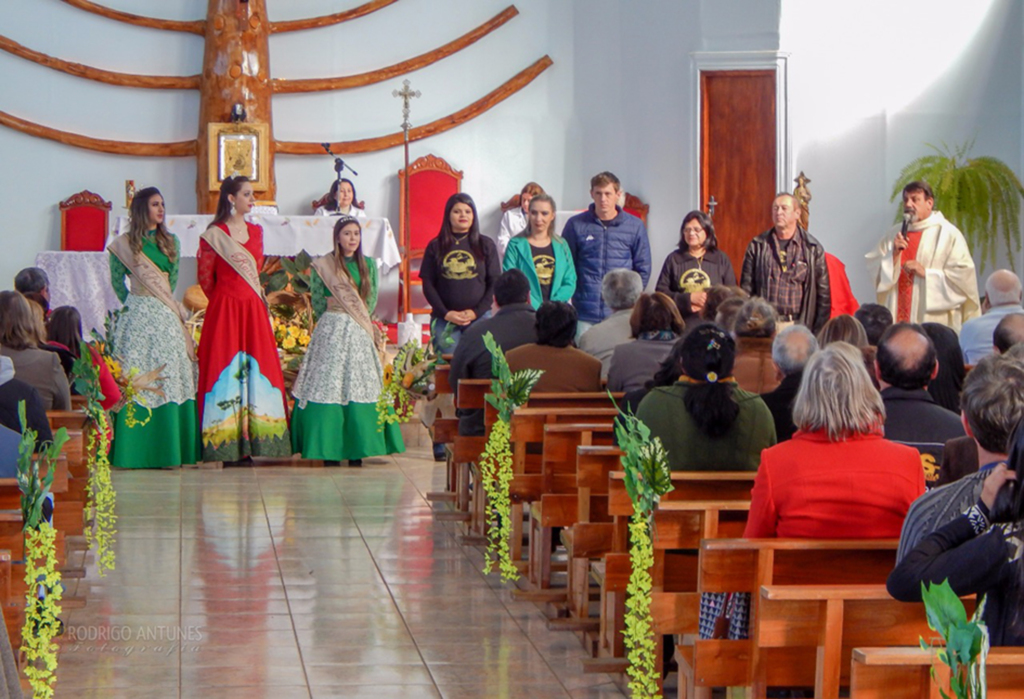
[[207, 122, 271, 192]]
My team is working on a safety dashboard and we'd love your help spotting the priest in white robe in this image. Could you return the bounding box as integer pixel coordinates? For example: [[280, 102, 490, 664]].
[[866, 180, 980, 332]]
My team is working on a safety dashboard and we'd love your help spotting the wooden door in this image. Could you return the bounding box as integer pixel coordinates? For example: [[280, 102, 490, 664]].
[[700, 70, 777, 278]]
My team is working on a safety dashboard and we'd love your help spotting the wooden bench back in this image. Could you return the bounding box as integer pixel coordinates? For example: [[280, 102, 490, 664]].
[[608, 470, 756, 516], [46, 410, 88, 431], [851, 646, 1024, 699]]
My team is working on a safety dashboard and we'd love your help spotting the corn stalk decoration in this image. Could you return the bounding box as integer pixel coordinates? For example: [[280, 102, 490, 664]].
[[71, 348, 118, 577], [16, 402, 68, 699], [920, 579, 989, 699], [892, 140, 1024, 272], [480, 332, 543, 582], [614, 404, 673, 698]]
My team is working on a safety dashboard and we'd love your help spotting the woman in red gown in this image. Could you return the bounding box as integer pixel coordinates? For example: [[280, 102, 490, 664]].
[[197, 176, 291, 463]]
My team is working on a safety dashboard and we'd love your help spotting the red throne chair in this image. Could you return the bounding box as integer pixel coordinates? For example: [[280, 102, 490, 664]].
[[60, 190, 112, 251], [398, 154, 464, 318]]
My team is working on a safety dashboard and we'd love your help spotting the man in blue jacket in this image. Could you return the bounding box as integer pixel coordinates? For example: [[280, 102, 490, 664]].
[[562, 172, 651, 329]]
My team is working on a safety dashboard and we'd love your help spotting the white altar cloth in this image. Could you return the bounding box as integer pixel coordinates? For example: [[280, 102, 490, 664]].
[[112, 214, 402, 271]]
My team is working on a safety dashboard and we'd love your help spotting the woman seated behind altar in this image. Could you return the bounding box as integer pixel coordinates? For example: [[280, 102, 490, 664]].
[[313, 178, 367, 219]]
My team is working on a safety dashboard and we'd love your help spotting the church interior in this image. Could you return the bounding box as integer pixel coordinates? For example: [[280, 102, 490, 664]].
[[1, 0, 1024, 697]]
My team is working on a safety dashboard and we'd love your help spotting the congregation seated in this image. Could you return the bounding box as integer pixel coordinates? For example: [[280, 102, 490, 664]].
[[449, 270, 536, 437], [47, 306, 121, 410], [923, 322, 966, 413], [507, 301, 602, 393], [313, 177, 366, 218], [745, 341, 925, 538], [701, 284, 748, 325], [888, 459, 1024, 646], [759, 325, 818, 442], [993, 312, 1024, 355], [854, 302, 893, 346], [13, 266, 49, 304], [0, 355, 52, 449], [577, 269, 642, 377], [959, 269, 1024, 364], [712, 296, 746, 333], [606, 292, 683, 393], [24, 295, 75, 377], [636, 324, 776, 472], [731, 297, 780, 393], [0, 291, 70, 410], [898, 353, 1024, 561], [816, 313, 868, 349], [876, 322, 964, 486]]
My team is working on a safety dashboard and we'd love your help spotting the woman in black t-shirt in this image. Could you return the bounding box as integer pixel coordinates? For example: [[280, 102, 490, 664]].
[[420, 193, 500, 353], [655, 210, 737, 327]]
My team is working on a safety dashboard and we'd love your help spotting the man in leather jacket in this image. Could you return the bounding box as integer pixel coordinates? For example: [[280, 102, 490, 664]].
[[740, 193, 831, 333]]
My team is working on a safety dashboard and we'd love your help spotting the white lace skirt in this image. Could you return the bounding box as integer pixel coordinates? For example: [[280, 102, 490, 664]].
[[112, 294, 197, 408], [291, 311, 383, 409]]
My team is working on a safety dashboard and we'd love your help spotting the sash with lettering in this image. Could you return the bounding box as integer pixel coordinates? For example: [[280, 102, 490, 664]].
[[199, 225, 267, 304], [311, 255, 383, 355], [108, 234, 197, 361]]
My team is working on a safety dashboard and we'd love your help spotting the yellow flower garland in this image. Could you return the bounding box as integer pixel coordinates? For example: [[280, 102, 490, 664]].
[[84, 412, 117, 577], [479, 420, 518, 581], [21, 523, 62, 699]]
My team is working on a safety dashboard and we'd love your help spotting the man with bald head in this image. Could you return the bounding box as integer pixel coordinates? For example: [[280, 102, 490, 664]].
[[740, 193, 831, 332], [876, 323, 965, 487], [760, 325, 819, 441], [994, 313, 1024, 355], [959, 270, 1024, 363]]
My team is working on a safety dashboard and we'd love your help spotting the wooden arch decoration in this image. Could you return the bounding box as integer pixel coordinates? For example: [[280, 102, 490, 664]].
[[59, 190, 111, 211], [3, 1, 554, 212]]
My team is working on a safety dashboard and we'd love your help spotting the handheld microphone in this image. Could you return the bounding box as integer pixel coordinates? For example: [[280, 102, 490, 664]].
[[900, 212, 912, 237]]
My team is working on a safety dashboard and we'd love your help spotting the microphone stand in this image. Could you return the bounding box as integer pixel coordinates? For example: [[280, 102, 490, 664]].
[[320, 143, 358, 183]]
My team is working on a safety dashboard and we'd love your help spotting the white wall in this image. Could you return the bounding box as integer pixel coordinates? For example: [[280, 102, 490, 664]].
[[782, 0, 1024, 301], [3, 0, 1020, 318]]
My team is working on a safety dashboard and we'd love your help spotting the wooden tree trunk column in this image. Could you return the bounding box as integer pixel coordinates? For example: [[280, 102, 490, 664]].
[[197, 0, 274, 213]]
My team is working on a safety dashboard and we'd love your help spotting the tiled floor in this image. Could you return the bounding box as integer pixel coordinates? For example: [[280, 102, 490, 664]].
[[55, 440, 628, 698]]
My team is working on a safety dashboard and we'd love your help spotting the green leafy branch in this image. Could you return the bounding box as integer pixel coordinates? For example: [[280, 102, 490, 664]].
[[920, 579, 989, 699], [614, 402, 673, 698], [71, 349, 117, 577], [479, 332, 542, 581]]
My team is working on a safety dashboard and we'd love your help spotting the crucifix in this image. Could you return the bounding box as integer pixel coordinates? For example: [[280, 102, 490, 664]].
[[393, 79, 421, 315]]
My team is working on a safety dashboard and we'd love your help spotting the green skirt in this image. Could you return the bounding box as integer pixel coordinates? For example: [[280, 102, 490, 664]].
[[111, 400, 200, 469], [291, 401, 404, 461]]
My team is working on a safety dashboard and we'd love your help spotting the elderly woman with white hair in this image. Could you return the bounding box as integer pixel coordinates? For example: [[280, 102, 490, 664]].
[[744, 342, 925, 539]]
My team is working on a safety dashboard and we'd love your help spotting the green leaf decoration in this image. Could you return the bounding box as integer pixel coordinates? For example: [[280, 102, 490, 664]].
[[919, 579, 989, 699], [294, 249, 313, 271], [613, 398, 673, 698], [266, 269, 290, 293], [478, 332, 543, 581], [892, 140, 1024, 272]]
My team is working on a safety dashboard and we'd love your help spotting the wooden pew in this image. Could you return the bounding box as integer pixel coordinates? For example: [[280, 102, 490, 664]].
[[676, 538, 900, 699], [45, 410, 88, 432], [851, 647, 1024, 699], [585, 471, 757, 670], [755, 584, 971, 699]]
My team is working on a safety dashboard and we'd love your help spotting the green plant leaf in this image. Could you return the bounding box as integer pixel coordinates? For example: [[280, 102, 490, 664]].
[[266, 269, 290, 293], [294, 249, 312, 271]]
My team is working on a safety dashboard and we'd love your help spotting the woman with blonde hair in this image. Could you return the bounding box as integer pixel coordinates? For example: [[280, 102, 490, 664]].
[[502, 193, 576, 309], [816, 314, 869, 349], [290, 216, 404, 466], [745, 342, 925, 538], [0, 291, 70, 411]]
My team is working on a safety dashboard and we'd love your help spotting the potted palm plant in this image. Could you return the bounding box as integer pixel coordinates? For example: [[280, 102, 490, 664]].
[[892, 141, 1024, 272]]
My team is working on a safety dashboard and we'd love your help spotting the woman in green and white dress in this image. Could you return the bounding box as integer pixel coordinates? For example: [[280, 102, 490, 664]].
[[290, 216, 405, 466], [108, 186, 199, 468]]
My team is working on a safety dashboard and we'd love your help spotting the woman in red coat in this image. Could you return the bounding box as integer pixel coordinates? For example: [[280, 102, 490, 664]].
[[744, 341, 925, 538]]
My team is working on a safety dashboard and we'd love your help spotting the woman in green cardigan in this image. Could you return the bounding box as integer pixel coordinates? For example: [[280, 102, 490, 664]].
[[502, 194, 576, 308]]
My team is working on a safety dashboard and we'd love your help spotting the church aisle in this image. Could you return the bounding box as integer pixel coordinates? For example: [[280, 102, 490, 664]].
[[54, 445, 627, 698]]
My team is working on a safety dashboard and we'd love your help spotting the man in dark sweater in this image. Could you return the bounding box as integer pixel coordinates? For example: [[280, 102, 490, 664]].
[[876, 323, 965, 487], [897, 353, 1024, 560], [759, 324, 818, 442], [449, 270, 537, 436]]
